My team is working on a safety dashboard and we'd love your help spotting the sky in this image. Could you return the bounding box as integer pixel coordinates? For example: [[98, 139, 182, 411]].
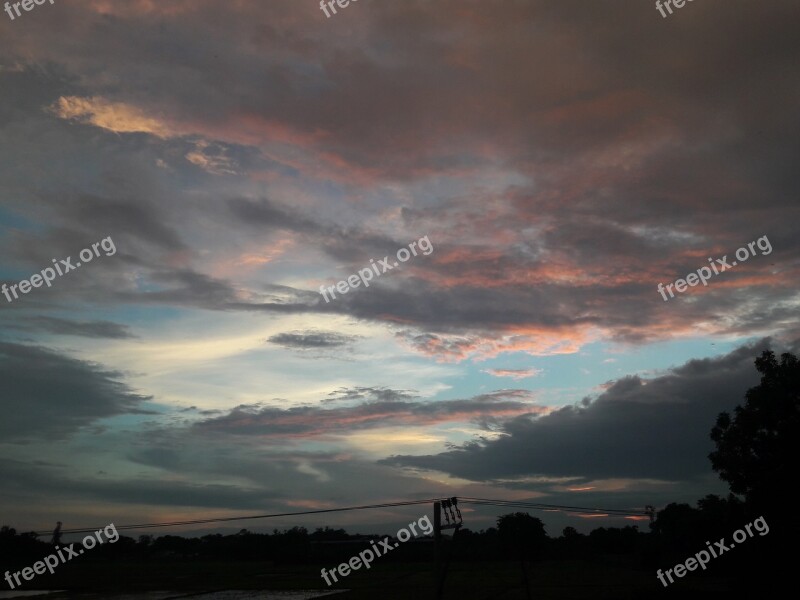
[[1, 0, 799, 537]]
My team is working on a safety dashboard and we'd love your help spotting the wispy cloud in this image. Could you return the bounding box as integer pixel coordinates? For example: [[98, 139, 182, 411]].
[[267, 330, 360, 350], [5, 316, 136, 339], [195, 388, 545, 439], [49, 96, 176, 138], [482, 368, 543, 380]]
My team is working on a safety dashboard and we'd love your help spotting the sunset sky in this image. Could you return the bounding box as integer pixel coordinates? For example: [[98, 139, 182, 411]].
[[1, 0, 798, 537]]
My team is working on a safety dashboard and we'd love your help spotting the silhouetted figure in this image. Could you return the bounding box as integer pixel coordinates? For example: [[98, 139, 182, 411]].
[[51, 521, 62, 546]]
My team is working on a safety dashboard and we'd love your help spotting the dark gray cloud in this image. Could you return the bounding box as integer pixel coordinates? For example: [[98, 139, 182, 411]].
[[64, 195, 186, 253], [0, 458, 285, 511], [227, 197, 323, 236], [0, 342, 152, 442], [381, 340, 775, 482], [127, 268, 238, 307], [266, 330, 360, 350], [5, 316, 136, 339], [227, 197, 432, 265]]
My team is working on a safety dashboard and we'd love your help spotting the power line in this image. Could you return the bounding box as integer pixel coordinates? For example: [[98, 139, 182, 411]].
[[458, 497, 651, 518], [460, 498, 649, 516], [32, 496, 653, 537], [31, 498, 441, 537]]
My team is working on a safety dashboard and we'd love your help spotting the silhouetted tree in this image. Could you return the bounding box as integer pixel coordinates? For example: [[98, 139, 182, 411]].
[[497, 513, 547, 600], [561, 526, 580, 539], [707, 350, 798, 589], [651, 503, 703, 544], [695, 493, 745, 532], [709, 350, 800, 522], [310, 526, 349, 541], [588, 525, 642, 554], [0, 525, 49, 566], [497, 512, 547, 560], [554, 525, 588, 560]]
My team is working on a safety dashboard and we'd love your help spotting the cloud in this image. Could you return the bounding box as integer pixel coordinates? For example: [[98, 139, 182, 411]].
[[0, 0, 799, 532], [49, 96, 175, 138], [185, 140, 239, 175], [0, 22, 800, 360], [482, 368, 543, 380], [5, 316, 136, 339], [394, 329, 592, 363], [227, 197, 325, 236], [267, 330, 360, 350], [65, 195, 187, 253], [0, 458, 285, 511], [0, 342, 152, 442], [127, 268, 238, 307], [381, 340, 775, 482], [194, 387, 545, 438]]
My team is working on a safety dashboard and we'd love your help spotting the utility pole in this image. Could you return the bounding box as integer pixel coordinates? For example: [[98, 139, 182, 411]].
[[434, 498, 463, 599]]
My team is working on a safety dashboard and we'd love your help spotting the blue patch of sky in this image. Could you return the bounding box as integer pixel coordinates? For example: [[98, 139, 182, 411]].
[[427, 336, 748, 407]]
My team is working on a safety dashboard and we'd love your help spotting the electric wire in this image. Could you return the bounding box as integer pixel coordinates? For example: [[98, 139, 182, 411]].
[[31, 498, 442, 537], [32, 496, 653, 537], [458, 497, 651, 517]]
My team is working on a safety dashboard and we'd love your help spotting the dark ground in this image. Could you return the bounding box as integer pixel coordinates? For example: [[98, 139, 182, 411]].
[[4, 557, 737, 600]]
